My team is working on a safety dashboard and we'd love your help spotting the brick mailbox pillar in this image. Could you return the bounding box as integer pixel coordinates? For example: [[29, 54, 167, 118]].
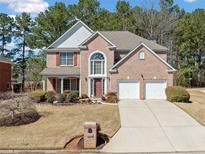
[[84, 122, 97, 149]]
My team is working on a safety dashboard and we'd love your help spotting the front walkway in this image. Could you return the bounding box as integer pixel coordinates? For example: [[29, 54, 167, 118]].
[[102, 100, 205, 153]]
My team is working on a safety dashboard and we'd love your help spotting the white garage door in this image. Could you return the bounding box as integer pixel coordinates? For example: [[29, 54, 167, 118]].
[[119, 81, 140, 99], [145, 80, 167, 99]]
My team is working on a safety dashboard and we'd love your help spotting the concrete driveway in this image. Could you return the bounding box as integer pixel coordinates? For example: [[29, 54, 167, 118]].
[[102, 100, 205, 153]]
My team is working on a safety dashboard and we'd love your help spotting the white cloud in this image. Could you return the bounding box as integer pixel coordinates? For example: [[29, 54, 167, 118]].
[[0, 0, 15, 2], [8, 14, 16, 19], [0, 0, 48, 14], [184, 0, 197, 3]]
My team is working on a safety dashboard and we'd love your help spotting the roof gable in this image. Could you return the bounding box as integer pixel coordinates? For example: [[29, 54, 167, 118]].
[[47, 20, 94, 49], [80, 31, 116, 48], [110, 43, 176, 72]]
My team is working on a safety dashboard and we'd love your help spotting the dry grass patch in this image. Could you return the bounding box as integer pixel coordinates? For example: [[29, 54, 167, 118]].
[[174, 88, 205, 125], [0, 104, 120, 150]]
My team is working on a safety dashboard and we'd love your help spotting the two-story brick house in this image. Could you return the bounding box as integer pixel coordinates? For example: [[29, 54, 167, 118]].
[[0, 56, 11, 92], [41, 20, 175, 100]]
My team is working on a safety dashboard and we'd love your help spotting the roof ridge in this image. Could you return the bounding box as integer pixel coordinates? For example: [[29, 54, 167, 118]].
[[100, 30, 129, 32], [100, 30, 168, 50]]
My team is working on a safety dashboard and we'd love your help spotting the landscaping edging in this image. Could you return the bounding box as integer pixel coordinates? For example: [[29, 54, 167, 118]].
[[0, 149, 100, 154]]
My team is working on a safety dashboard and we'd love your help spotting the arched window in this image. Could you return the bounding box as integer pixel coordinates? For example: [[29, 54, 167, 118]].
[[90, 53, 105, 75]]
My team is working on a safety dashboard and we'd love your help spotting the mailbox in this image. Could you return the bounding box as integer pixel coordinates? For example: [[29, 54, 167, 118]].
[[84, 121, 97, 149]]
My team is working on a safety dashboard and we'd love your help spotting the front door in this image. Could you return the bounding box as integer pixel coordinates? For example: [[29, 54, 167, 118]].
[[94, 79, 102, 97]]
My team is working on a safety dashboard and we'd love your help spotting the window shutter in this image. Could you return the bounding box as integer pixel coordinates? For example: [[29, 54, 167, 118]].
[[56, 52, 60, 66], [74, 52, 77, 66]]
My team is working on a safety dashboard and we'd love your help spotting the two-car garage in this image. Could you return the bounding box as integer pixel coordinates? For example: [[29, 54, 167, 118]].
[[118, 80, 167, 100]]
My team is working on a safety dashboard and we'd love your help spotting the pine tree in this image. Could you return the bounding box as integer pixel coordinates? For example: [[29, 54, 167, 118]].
[[0, 13, 13, 56], [14, 12, 33, 91]]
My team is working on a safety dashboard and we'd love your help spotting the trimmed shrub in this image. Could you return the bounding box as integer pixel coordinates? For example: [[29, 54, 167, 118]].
[[56, 93, 66, 103], [29, 90, 46, 103], [64, 90, 71, 95], [165, 86, 190, 102], [107, 92, 117, 96], [106, 92, 118, 103], [63, 90, 71, 98], [101, 96, 106, 101], [81, 94, 88, 99], [45, 91, 55, 103], [67, 91, 79, 103]]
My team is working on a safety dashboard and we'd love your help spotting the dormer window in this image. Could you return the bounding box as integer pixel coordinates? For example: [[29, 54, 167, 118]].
[[60, 52, 74, 66], [139, 52, 145, 60]]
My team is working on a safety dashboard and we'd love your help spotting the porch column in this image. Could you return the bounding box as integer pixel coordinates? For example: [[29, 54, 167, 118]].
[[140, 75, 145, 100], [79, 79, 81, 97], [60, 77, 64, 94], [42, 79, 46, 91]]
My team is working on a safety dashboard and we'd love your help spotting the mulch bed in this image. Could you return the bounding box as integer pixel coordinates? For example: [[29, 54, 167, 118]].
[[64, 133, 109, 150]]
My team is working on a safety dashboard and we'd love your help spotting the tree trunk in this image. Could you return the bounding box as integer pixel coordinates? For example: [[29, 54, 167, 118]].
[[22, 33, 26, 92], [1, 27, 5, 56], [2, 35, 5, 55]]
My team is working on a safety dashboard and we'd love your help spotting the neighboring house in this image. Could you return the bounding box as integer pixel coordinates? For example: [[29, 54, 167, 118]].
[[0, 56, 11, 92], [41, 20, 176, 100]]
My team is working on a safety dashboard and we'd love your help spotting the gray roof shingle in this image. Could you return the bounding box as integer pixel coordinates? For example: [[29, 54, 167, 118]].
[[99, 31, 168, 51], [40, 67, 80, 76]]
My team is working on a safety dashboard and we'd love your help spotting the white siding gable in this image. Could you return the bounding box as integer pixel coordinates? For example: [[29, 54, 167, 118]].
[[48, 21, 93, 49], [57, 26, 92, 48]]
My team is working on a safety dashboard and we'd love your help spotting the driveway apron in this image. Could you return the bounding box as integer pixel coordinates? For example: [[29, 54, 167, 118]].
[[102, 100, 205, 153]]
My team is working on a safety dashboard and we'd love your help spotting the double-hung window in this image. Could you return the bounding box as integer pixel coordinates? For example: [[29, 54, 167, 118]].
[[63, 79, 78, 91], [90, 53, 105, 75], [60, 52, 74, 66]]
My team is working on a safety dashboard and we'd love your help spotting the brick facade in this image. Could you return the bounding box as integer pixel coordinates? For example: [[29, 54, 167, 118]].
[[45, 35, 173, 99], [78, 35, 173, 98], [80, 35, 114, 95], [110, 46, 173, 99], [0, 61, 11, 92], [45, 34, 174, 98], [42, 20, 175, 98]]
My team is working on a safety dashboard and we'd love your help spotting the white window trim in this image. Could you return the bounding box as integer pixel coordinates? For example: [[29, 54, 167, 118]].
[[88, 51, 108, 97], [63, 78, 78, 91], [90, 78, 94, 97], [90, 59, 105, 75], [60, 52, 74, 66], [88, 77, 107, 97], [139, 51, 145, 60], [88, 50, 107, 77]]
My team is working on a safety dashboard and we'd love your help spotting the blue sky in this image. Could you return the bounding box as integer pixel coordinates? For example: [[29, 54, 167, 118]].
[[0, 0, 204, 16]]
